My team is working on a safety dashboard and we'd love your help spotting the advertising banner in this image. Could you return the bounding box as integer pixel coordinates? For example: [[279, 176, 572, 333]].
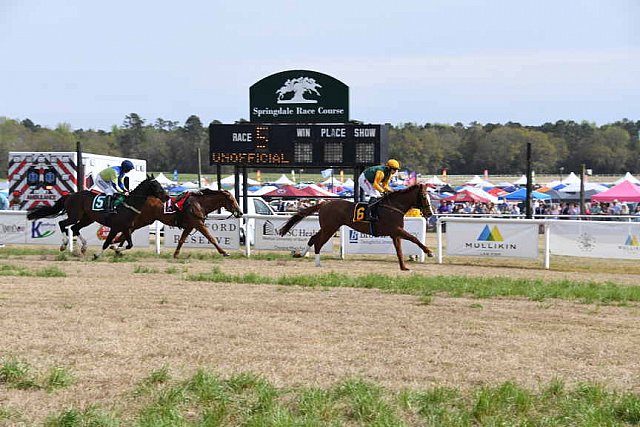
[[549, 221, 640, 260], [254, 216, 333, 253], [0, 211, 28, 244], [341, 217, 426, 257], [446, 221, 539, 258], [164, 216, 240, 250], [25, 219, 149, 247]]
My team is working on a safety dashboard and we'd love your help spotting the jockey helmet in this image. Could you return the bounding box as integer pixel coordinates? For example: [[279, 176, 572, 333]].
[[386, 159, 400, 170], [121, 160, 134, 172]]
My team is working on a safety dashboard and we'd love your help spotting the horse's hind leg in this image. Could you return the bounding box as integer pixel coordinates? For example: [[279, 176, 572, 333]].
[[174, 227, 194, 258], [311, 226, 340, 267], [58, 217, 77, 251], [70, 216, 92, 254]]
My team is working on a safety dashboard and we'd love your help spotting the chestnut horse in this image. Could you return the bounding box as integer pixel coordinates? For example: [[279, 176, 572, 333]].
[[278, 183, 434, 270], [26, 175, 168, 258], [123, 189, 243, 258]]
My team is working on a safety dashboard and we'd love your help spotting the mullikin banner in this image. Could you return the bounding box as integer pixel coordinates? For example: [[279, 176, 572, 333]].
[[446, 222, 539, 259]]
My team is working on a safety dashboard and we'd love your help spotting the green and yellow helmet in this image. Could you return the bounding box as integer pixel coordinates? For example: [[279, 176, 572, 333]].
[[386, 159, 400, 170]]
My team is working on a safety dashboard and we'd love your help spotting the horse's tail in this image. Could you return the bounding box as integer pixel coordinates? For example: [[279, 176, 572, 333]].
[[278, 203, 323, 236], [26, 195, 68, 220]]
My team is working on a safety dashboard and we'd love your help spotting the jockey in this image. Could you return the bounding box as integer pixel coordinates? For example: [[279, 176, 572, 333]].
[[358, 159, 400, 220], [95, 160, 134, 213]]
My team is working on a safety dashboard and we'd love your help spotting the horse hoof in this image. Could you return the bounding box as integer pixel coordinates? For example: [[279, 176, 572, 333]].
[[426, 252, 434, 258], [222, 252, 230, 257], [92, 254, 100, 260], [401, 267, 410, 271], [81, 247, 87, 255]]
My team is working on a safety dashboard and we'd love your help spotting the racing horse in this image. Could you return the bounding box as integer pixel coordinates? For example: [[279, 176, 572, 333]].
[[120, 189, 243, 258], [27, 175, 168, 258], [278, 183, 434, 271]]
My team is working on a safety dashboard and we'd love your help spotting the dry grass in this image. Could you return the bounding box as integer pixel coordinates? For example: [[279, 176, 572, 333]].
[[0, 248, 639, 423]]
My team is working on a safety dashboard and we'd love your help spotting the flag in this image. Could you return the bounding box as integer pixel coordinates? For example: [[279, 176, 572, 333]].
[[321, 168, 333, 178], [405, 171, 417, 186]]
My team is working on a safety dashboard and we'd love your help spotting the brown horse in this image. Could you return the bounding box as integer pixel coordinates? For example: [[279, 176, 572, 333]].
[[278, 183, 434, 270], [27, 175, 168, 258], [123, 189, 243, 258]]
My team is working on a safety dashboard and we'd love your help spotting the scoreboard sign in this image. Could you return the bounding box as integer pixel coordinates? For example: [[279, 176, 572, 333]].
[[209, 123, 388, 167]]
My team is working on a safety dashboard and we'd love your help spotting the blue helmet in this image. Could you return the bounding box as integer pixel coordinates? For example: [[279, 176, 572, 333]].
[[121, 160, 134, 172]]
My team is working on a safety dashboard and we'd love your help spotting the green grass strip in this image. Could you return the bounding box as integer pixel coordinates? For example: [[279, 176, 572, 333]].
[[187, 267, 640, 305]]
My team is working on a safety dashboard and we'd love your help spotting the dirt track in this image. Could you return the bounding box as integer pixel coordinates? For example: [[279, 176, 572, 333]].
[[1, 255, 639, 419]]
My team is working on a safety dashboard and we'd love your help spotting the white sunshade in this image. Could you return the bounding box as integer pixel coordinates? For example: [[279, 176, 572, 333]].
[[274, 174, 294, 185], [558, 182, 609, 193], [613, 172, 640, 185], [466, 175, 494, 187], [425, 175, 445, 185], [154, 172, 176, 186], [220, 174, 260, 185]]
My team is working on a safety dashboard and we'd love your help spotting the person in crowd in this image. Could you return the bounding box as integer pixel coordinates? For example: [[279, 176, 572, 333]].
[[589, 201, 602, 216], [95, 160, 134, 213], [632, 205, 640, 222]]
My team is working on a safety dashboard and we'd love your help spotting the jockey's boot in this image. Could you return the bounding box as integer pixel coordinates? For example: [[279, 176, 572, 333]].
[[367, 197, 380, 222], [106, 195, 117, 214]]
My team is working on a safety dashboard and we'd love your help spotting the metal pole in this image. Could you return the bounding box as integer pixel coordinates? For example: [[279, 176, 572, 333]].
[[76, 141, 84, 191], [525, 142, 532, 219], [579, 163, 586, 216], [197, 147, 203, 189]]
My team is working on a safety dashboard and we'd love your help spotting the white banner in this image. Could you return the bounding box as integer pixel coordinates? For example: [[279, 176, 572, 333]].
[[549, 220, 640, 260], [0, 211, 28, 244], [254, 216, 333, 253], [25, 218, 149, 247], [163, 216, 240, 250], [446, 221, 539, 258], [341, 217, 426, 256]]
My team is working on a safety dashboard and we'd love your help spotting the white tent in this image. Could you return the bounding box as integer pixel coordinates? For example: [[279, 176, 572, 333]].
[[249, 185, 278, 196], [465, 175, 494, 187], [154, 172, 176, 186], [181, 181, 199, 189], [425, 175, 445, 185], [321, 176, 343, 186], [462, 185, 499, 203], [274, 174, 294, 185], [220, 174, 260, 186], [342, 178, 354, 188], [514, 175, 528, 185], [558, 182, 609, 193], [613, 172, 640, 185], [562, 172, 581, 184]]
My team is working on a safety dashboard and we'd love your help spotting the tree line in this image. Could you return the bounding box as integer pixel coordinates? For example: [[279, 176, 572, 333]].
[[1, 115, 638, 178]]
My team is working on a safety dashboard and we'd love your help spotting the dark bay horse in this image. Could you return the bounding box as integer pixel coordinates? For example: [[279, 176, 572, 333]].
[[278, 183, 434, 270], [27, 175, 168, 258], [123, 189, 243, 258]]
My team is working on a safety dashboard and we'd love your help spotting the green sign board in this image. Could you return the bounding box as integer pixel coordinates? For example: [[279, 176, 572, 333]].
[[250, 70, 349, 123]]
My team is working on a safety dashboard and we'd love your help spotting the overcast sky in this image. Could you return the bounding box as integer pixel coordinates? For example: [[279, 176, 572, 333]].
[[1, 0, 638, 130]]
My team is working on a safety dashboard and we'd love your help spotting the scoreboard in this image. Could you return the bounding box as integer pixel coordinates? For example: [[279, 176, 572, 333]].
[[209, 123, 388, 167]]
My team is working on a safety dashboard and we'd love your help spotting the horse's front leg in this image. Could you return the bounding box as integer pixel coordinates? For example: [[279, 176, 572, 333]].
[[195, 223, 229, 257], [394, 227, 433, 257], [174, 227, 194, 258], [392, 236, 409, 271], [94, 229, 119, 260]]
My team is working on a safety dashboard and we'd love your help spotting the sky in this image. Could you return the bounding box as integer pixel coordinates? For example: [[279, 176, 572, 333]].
[[1, 0, 638, 131]]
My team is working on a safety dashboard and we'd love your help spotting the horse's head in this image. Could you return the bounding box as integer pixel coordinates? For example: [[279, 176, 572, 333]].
[[221, 191, 243, 218], [133, 175, 169, 202], [417, 184, 434, 218]]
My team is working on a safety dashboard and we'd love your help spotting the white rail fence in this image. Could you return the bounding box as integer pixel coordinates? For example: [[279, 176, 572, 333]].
[[2, 211, 639, 267]]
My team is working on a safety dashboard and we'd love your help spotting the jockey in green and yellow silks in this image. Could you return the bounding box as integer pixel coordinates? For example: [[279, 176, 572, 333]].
[[358, 159, 400, 201]]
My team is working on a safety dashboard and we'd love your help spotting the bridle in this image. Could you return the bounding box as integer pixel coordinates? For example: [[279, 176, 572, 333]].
[[417, 185, 433, 217]]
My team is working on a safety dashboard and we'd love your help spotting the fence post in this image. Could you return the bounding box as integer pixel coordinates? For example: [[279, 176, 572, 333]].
[[436, 218, 443, 264]]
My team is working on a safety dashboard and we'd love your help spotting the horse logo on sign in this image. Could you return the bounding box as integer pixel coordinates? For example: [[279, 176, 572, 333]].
[[276, 77, 322, 104]]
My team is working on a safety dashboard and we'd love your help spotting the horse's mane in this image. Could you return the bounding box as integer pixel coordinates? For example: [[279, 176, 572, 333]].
[[387, 184, 421, 197]]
